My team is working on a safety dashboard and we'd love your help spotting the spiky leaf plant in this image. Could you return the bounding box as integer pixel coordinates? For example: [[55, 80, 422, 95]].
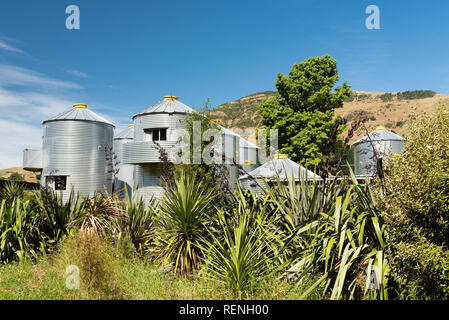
[[203, 212, 266, 299], [117, 187, 158, 256], [154, 170, 215, 276], [287, 172, 388, 300], [0, 198, 42, 262], [32, 187, 84, 246], [0, 182, 25, 205], [69, 193, 124, 237], [202, 187, 280, 299]]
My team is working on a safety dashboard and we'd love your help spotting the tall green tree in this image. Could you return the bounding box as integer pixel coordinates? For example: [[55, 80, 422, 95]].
[[258, 55, 350, 169]]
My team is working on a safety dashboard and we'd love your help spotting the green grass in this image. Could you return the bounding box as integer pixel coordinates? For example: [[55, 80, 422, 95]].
[[0, 238, 317, 300]]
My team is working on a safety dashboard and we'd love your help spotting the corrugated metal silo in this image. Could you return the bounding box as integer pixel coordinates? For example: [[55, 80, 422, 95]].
[[218, 125, 260, 185], [353, 126, 404, 177], [114, 124, 134, 199], [23, 149, 42, 172], [239, 154, 320, 196], [122, 95, 261, 201], [41, 103, 115, 201], [124, 96, 194, 200]]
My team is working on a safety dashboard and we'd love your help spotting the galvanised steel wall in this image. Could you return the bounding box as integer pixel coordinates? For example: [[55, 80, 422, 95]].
[[131, 111, 261, 199], [239, 177, 265, 197], [239, 144, 259, 173], [133, 163, 165, 201], [122, 141, 177, 164], [41, 120, 114, 201], [23, 149, 42, 171], [354, 139, 403, 176], [219, 134, 260, 184], [132, 112, 188, 200], [114, 136, 134, 198], [134, 113, 187, 142]]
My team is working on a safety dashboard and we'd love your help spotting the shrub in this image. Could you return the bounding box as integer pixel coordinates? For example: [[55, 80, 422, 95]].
[[203, 212, 268, 298], [345, 110, 375, 122], [380, 93, 394, 102], [8, 172, 24, 181], [0, 182, 25, 205], [396, 90, 436, 100], [56, 231, 123, 299], [0, 188, 85, 263], [357, 94, 370, 101], [154, 170, 216, 276], [116, 189, 158, 256], [344, 93, 355, 102], [0, 198, 43, 262], [202, 188, 282, 299], [396, 120, 405, 128], [32, 187, 84, 248], [376, 102, 449, 299], [69, 193, 124, 237], [287, 179, 388, 300]]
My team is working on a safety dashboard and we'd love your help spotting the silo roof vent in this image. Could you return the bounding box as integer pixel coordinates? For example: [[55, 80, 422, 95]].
[[164, 96, 179, 101]]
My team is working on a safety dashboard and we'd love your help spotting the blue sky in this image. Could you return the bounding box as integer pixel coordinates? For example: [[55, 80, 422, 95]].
[[0, 0, 448, 167]]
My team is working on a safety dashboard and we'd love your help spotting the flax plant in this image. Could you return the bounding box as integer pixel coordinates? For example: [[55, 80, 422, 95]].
[[154, 170, 215, 276]]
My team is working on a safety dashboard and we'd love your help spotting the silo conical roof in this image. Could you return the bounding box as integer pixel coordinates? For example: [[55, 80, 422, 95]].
[[353, 127, 403, 145], [240, 155, 319, 181], [114, 125, 134, 140], [133, 96, 194, 119], [42, 104, 115, 127]]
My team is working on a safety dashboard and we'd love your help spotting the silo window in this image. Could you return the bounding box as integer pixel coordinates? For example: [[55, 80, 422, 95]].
[[152, 128, 167, 141], [55, 176, 67, 191], [144, 128, 167, 141], [45, 176, 67, 191]]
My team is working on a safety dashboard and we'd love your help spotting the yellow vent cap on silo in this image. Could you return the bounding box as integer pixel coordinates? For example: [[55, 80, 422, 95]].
[[275, 154, 289, 159]]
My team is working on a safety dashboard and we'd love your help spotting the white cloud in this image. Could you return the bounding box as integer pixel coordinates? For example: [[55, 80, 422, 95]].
[[0, 39, 24, 54], [0, 87, 73, 122], [0, 64, 81, 89], [0, 119, 42, 169], [0, 86, 76, 168], [0, 87, 130, 168], [66, 69, 88, 78], [0, 63, 84, 168]]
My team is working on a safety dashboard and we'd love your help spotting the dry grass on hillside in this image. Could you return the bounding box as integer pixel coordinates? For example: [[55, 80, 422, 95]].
[[0, 167, 38, 183], [212, 91, 449, 144]]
